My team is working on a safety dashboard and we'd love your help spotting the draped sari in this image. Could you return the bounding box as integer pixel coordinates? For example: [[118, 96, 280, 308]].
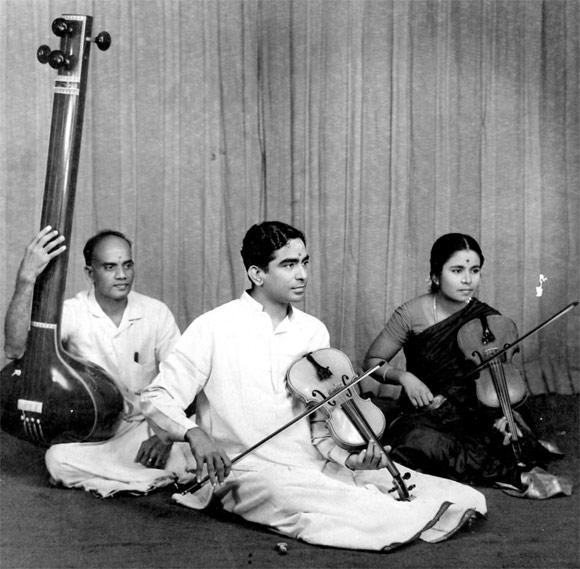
[[402, 298, 498, 411], [382, 299, 569, 496]]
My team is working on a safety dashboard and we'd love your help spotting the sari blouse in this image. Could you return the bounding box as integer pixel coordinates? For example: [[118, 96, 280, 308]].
[[378, 295, 499, 409]]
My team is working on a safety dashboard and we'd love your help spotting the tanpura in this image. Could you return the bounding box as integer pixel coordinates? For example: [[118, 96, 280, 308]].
[[0, 15, 123, 446]]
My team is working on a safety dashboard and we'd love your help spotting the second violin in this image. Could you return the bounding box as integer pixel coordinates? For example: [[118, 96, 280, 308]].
[[457, 314, 528, 466]]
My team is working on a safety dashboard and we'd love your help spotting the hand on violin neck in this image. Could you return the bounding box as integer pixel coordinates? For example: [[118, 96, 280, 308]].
[[493, 417, 523, 446], [345, 441, 392, 471]]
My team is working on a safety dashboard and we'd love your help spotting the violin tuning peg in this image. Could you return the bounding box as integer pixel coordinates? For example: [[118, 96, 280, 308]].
[[408, 485, 416, 491], [402, 472, 411, 480]]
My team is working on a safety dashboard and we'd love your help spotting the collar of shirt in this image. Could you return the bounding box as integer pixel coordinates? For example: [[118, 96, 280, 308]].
[[240, 290, 296, 333], [82, 287, 145, 329]]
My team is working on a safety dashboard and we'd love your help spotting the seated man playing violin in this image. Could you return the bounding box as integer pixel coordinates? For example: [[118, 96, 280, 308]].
[[141, 221, 487, 552]]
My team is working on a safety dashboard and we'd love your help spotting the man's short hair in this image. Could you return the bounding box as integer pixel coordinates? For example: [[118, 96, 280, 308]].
[[240, 221, 305, 270], [83, 230, 132, 266]]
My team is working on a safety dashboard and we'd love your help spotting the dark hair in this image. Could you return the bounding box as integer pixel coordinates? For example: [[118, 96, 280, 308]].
[[240, 221, 306, 270], [83, 230, 132, 266], [429, 233, 484, 293]]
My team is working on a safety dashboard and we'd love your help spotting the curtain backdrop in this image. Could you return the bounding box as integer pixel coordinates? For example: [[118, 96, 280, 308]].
[[1, 0, 578, 394]]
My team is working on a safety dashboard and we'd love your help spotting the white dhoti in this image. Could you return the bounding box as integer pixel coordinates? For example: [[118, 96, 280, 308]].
[[45, 419, 196, 498], [175, 458, 486, 551]]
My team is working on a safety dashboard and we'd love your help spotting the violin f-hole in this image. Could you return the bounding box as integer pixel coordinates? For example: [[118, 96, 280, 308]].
[[312, 388, 335, 406]]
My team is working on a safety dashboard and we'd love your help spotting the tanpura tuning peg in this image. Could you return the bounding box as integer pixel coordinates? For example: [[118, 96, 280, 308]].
[[52, 17, 73, 37], [48, 50, 73, 70], [37, 47, 73, 70], [94, 32, 111, 51], [37, 45, 52, 64]]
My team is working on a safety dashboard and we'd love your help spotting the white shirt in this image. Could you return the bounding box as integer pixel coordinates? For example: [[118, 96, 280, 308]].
[[140, 294, 489, 552], [141, 292, 350, 467], [61, 288, 180, 420]]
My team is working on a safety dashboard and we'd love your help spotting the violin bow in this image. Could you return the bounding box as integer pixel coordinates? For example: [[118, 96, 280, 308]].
[[466, 301, 578, 378], [178, 361, 383, 496]]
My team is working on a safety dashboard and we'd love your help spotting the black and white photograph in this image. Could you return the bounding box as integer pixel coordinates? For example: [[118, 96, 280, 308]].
[[0, 1, 578, 568]]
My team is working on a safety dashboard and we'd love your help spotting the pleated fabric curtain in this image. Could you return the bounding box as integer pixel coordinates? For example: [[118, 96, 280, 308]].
[[1, 0, 578, 393]]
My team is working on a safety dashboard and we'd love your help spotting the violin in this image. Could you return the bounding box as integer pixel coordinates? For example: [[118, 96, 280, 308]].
[[457, 314, 528, 466], [178, 356, 383, 498], [286, 348, 413, 501], [0, 15, 123, 446]]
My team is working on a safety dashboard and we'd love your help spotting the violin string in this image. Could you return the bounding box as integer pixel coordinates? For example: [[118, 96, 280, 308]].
[[342, 400, 375, 446], [489, 356, 520, 448], [490, 359, 510, 426], [341, 399, 410, 498]]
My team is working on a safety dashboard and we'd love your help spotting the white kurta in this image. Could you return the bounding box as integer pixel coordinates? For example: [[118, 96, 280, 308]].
[[141, 292, 487, 551], [45, 288, 193, 497]]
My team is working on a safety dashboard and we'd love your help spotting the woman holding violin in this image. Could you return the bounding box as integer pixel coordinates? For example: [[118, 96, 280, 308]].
[[141, 222, 487, 552], [365, 233, 567, 498]]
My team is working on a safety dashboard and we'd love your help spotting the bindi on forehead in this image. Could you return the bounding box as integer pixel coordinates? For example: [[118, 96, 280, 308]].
[[281, 239, 306, 253]]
